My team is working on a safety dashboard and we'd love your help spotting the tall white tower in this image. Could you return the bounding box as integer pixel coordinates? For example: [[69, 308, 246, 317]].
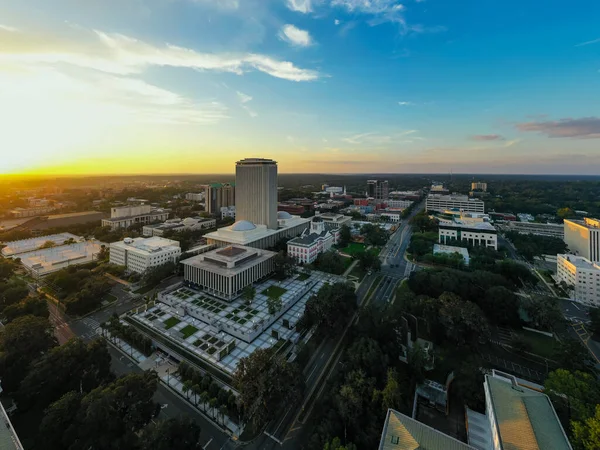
[[235, 158, 278, 230]]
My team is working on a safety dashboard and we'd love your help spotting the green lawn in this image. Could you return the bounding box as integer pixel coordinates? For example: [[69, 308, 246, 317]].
[[261, 285, 287, 299], [349, 264, 366, 282], [340, 243, 367, 256], [163, 317, 181, 329], [103, 293, 118, 303], [180, 324, 198, 339], [134, 284, 155, 295], [515, 329, 558, 359], [296, 273, 311, 281]]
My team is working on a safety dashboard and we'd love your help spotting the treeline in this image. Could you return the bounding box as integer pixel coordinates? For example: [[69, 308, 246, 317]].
[[505, 231, 568, 261], [104, 316, 153, 356], [0, 259, 49, 324], [45, 266, 111, 315]]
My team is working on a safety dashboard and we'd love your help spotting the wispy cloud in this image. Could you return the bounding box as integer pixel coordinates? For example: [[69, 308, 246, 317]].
[[0, 25, 321, 82], [286, 0, 312, 13], [278, 24, 313, 47], [191, 0, 240, 9], [515, 117, 600, 139], [332, 0, 406, 25], [575, 37, 600, 47], [470, 134, 504, 141], [398, 101, 414, 106], [342, 130, 417, 145], [236, 91, 257, 117]]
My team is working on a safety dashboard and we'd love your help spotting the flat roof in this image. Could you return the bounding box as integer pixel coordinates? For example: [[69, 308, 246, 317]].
[[45, 211, 102, 219], [1, 233, 81, 256], [559, 254, 600, 271], [485, 374, 572, 450], [204, 216, 310, 245], [111, 237, 180, 255], [565, 218, 600, 230], [103, 210, 169, 222], [182, 245, 276, 276], [434, 244, 470, 258], [439, 221, 496, 232], [19, 241, 104, 276]]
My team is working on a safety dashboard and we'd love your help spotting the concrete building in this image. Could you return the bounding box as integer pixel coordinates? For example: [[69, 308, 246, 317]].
[[501, 221, 564, 238], [109, 236, 181, 273], [471, 181, 488, 191], [426, 194, 485, 214], [378, 409, 475, 450], [379, 212, 401, 222], [19, 240, 104, 278], [1, 233, 81, 257], [316, 212, 352, 230], [439, 221, 498, 250], [433, 244, 470, 264], [205, 183, 235, 214], [479, 371, 572, 450], [278, 203, 305, 215], [220, 206, 236, 220], [102, 205, 170, 230], [0, 400, 24, 450], [556, 254, 600, 306], [235, 158, 278, 229], [367, 180, 389, 201], [386, 199, 413, 209], [564, 218, 600, 263], [10, 206, 55, 218], [185, 192, 205, 202], [287, 219, 337, 264], [182, 245, 276, 301], [143, 217, 216, 237]]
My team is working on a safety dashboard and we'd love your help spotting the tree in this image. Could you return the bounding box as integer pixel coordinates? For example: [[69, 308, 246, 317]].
[[407, 342, 429, 385], [553, 339, 595, 373], [2, 295, 48, 323], [144, 261, 176, 286], [40, 240, 57, 249], [589, 308, 600, 336], [219, 404, 228, 425], [360, 223, 388, 247], [482, 286, 521, 326], [438, 292, 490, 346], [267, 295, 283, 315], [324, 437, 358, 450], [273, 251, 295, 279], [339, 225, 352, 247], [452, 356, 486, 411], [572, 405, 600, 450], [209, 398, 218, 419], [233, 347, 304, 427], [357, 250, 381, 272], [380, 369, 403, 412], [242, 285, 256, 305], [18, 338, 113, 411], [137, 417, 202, 450], [0, 259, 16, 281], [38, 391, 83, 450], [525, 295, 564, 331], [410, 211, 437, 233], [0, 279, 29, 308], [314, 250, 346, 275], [0, 315, 57, 393], [545, 369, 600, 424], [98, 244, 109, 262], [183, 380, 193, 400], [200, 391, 210, 413], [558, 207, 576, 220], [300, 282, 357, 336], [346, 337, 388, 380]]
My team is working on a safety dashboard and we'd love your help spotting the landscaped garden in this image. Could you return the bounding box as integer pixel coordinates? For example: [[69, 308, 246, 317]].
[[180, 324, 199, 339], [340, 242, 367, 256], [296, 272, 311, 281], [163, 317, 181, 329], [225, 304, 260, 325], [261, 285, 287, 299]]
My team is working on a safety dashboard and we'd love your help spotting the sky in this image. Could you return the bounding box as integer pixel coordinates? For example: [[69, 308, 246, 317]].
[[0, 0, 599, 175]]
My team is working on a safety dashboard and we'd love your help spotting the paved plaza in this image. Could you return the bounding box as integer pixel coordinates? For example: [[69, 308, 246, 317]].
[[129, 271, 345, 375]]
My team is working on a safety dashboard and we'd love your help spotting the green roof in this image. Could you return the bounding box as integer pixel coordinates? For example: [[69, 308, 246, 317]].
[[485, 375, 572, 450], [378, 409, 476, 450]]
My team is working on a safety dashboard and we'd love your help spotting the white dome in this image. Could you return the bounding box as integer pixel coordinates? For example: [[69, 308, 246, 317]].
[[277, 211, 293, 220], [182, 217, 196, 226], [231, 220, 257, 231]]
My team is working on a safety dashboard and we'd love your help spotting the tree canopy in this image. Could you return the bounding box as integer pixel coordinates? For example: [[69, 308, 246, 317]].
[[300, 282, 357, 336]]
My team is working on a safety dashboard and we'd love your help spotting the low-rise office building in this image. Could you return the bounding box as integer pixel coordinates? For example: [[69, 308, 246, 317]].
[[10, 206, 55, 218], [315, 212, 351, 229], [501, 221, 564, 238], [287, 219, 338, 264], [182, 245, 276, 301], [426, 194, 485, 214], [109, 236, 181, 273], [1, 232, 81, 257], [19, 240, 104, 278], [439, 221, 497, 250], [102, 205, 170, 231], [433, 244, 470, 264], [386, 199, 414, 209], [220, 206, 236, 219], [564, 218, 600, 263], [185, 192, 205, 202], [556, 254, 600, 306], [143, 217, 216, 237]]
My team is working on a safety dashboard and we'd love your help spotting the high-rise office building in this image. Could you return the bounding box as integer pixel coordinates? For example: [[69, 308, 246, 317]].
[[205, 183, 235, 214], [235, 158, 278, 230], [564, 218, 600, 263], [367, 180, 389, 201]]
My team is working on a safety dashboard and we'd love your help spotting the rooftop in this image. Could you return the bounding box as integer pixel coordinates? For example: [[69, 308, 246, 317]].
[[111, 236, 180, 254], [433, 244, 470, 262], [565, 217, 600, 229], [439, 220, 496, 231], [485, 373, 572, 450], [236, 158, 277, 165], [427, 194, 483, 202], [1, 233, 81, 257], [0, 401, 24, 450], [44, 211, 103, 219], [379, 409, 475, 450], [19, 241, 104, 276], [182, 245, 274, 275], [288, 230, 330, 247], [559, 254, 600, 271]]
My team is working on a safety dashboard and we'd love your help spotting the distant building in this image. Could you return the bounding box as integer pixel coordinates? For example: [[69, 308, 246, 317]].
[[315, 212, 352, 230], [205, 183, 235, 214], [236, 158, 278, 230], [220, 206, 236, 220], [471, 181, 488, 191], [556, 254, 600, 306], [439, 220, 497, 250], [564, 218, 600, 263], [386, 199, 413, 209], [19, 240, 104, 278], [517, 213, 535, 222], [367, 180, 389, 201], [10, 206, 55, 218], [430, 183, 450, 195], [287, 219, 338, 264], [182, 245, 276, 301], [143, 217, 216, 237], [433, 244, 470, 264], [10, 211, 104, 232], [501, 221, 564, 238], [102, 205, 170, 231], [379, 212, 401, 222], [278, 203, 305, 215], [1, 233, 82, 257], [426, 194, 485, 214], [109, 237, 181, 273], [185, 192, 205, 202], [378, 409, 475, 450]]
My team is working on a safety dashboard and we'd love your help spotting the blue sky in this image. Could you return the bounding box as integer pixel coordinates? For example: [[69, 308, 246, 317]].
[[0, 0, 599, 174]]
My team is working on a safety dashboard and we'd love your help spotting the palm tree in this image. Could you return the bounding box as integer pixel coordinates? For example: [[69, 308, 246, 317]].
[[219, 405, 228, 426], [200, 391, 210, 413], [182, 380, 193, 400], [192, 384, 202, 406], [209, 398, 218, 419]]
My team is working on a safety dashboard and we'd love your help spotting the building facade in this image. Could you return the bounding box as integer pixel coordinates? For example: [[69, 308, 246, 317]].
[[367, 180, 389, 201], [182, 245, 276, 301], [564, 218, 600, 263], [143, 217, 216, 237], [205, 183, 235, 214], [109, 237, 181, 273], [426, 194, 485, 214], [185, 192, 205, 202], [235, 158, 278, 229], [556, 254, 600, 306], [471, 181, 488, 191], [287, 220, 337, 264], [386, 199, 413, 209], [101, 205, 170, 230], [10, 206, 55, 218], [316, 212, 352, 229], [220, 206, 236, 219], [439, 221, 498, 250], [501, 221, 564, 238]]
